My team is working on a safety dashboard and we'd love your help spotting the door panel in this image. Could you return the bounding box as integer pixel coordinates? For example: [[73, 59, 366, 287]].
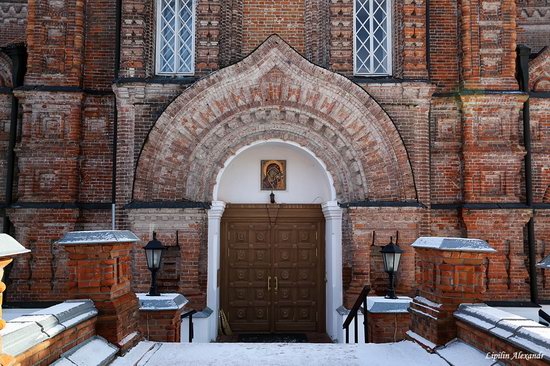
[[224, 222, 271, 332], [221, 205, 325, 334], [273, 222, 320, 332]]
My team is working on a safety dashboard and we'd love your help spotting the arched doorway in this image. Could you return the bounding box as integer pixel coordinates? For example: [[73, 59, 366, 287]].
[[130, 35, 417, 342], [206, 140, 342, 339]]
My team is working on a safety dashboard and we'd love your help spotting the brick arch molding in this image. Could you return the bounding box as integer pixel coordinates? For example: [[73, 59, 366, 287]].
[[133, 35, 416, 203]]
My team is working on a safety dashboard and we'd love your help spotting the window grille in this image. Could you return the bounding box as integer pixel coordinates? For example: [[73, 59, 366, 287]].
[[156, 0, 195, 75], [354, 0, 391, 76]]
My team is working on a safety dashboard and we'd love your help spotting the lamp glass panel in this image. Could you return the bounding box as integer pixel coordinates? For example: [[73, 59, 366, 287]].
[[393, 252, 402, 272], [383, 252, 395, 272], [152, 248, 163, 269], [145, 249, 154, 269]]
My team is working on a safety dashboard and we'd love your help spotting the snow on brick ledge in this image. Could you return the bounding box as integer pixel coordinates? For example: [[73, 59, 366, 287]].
[[537, 254, 550, 269], [1, 300, 98, 356], [367, 296, 412, 313], [137, 293, 188, 311], [454, 304, 550, 361], [411, 237, 496, 252], [51, 336, 118, 366], [56, 230, 139, 245]]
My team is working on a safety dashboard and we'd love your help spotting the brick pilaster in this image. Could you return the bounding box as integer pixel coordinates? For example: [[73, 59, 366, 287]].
[[60, 232, 141, 351], [460, 94, 528, 203], [460, 0, 519, 90], [410, 244, 494, 347]]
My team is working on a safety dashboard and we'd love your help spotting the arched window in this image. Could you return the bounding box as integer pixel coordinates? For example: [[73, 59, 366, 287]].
[[156, 0, 195, 75], [354, 0, 392, 76]]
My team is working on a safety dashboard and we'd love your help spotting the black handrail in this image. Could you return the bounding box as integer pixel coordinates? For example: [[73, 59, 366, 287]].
[[539, 309, 550, 326], [181, 310, 197, 343], [343, 285, 371, 343]]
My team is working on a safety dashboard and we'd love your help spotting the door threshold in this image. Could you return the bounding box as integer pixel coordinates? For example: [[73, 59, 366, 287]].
[[216, 332, 333, 343]]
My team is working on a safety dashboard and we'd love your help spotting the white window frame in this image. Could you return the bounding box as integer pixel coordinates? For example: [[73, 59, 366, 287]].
[[155, 0, 196, 76], [353, 0, 393, 76]]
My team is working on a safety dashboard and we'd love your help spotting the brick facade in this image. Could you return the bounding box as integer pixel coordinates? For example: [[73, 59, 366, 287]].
[[0, 0, 548, 327]]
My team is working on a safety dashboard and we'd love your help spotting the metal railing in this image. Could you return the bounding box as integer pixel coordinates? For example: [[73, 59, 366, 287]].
[[539, 309, 550, 326], [181, 309, 197, 343], [343, 285, 371, 343]]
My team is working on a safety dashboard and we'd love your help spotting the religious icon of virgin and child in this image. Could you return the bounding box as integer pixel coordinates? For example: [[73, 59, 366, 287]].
[[261, 160, 286, 191]]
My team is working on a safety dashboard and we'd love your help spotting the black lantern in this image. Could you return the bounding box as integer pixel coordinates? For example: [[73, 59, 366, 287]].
[[380, 236, 403, 299], [144, 232, 165, 296]]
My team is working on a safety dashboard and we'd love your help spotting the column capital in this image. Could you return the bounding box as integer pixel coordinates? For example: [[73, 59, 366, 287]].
[[208, 201, 226, 220], [322, 201, 342, 220]]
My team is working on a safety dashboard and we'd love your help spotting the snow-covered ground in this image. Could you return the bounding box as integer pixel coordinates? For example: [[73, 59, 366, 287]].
[[112, 340, 489, 366]]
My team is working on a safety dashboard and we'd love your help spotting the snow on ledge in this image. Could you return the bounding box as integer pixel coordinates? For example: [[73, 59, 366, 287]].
[[366, 296, 412, 313], [51, 336, 118, 366], [137, 293, 188, 311], [537, 254, 550, 269], [1, 300, 98, 357], [454, 304, 550, 361], [411, 237, 496, 252], [56, 230, 139, 245]]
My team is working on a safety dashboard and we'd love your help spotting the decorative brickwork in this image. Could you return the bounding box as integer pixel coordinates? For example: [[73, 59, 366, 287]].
[[1, 0, 550, 330], [0, 2, 27, 48], [460, 94, 528, 203], [460, 0, 519, 89], [131, 36, 416, 204], [517, 0, 550, 54], [462, 209, 532, 301], [25, 0, 86, 86], [410, 247, 491, 346], [7, 209, 79, 301], [62, 240, 140, 351], [219, 0, 243, 67]]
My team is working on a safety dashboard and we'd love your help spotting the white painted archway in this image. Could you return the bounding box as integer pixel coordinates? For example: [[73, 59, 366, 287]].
[[205, 140, 343, 342]]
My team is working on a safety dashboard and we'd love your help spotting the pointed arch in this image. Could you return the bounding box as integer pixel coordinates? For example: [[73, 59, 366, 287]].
[[133, 35, 416, 202]]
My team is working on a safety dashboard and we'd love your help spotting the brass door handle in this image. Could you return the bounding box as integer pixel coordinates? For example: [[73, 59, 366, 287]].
[[268, 276, 271, 291], [275, 276, 278, 291]]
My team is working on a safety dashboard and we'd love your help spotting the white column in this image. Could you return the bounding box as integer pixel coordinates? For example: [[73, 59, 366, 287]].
[[322, 200, 343, 342], [206, 200, 226, 341]]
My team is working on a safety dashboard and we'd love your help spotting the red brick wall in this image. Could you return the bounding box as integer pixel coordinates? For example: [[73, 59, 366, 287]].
[[128, 209, 208, 309], [139, 309, 183, 342], [368, 312, 410, 343], [15, 317, 96, 366], [0, 2, 27, 48], [346, 207, 421, 306], [457, 320, 548, 366], [242, 0, 305, 55], [429, 0, 459, 91]]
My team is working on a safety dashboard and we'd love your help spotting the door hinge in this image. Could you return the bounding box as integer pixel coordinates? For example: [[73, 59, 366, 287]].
[[316, 311, 319, 322], [315, 232, 318, 240], [315, 248, 318, 258]]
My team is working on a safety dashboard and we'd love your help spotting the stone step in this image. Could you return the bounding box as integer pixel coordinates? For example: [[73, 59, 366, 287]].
[[51, 336, 119, 366]]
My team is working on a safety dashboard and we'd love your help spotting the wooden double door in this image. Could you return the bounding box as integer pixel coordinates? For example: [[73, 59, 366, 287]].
[[221, 204, 325, 333]]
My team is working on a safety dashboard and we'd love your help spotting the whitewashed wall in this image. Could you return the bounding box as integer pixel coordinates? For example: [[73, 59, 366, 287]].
[[216, 141, 332, 204]]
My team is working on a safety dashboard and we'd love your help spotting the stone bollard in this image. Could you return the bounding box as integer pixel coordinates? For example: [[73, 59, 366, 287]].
[[57, 230, 141, 352], [408, 237, 496, 348]]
